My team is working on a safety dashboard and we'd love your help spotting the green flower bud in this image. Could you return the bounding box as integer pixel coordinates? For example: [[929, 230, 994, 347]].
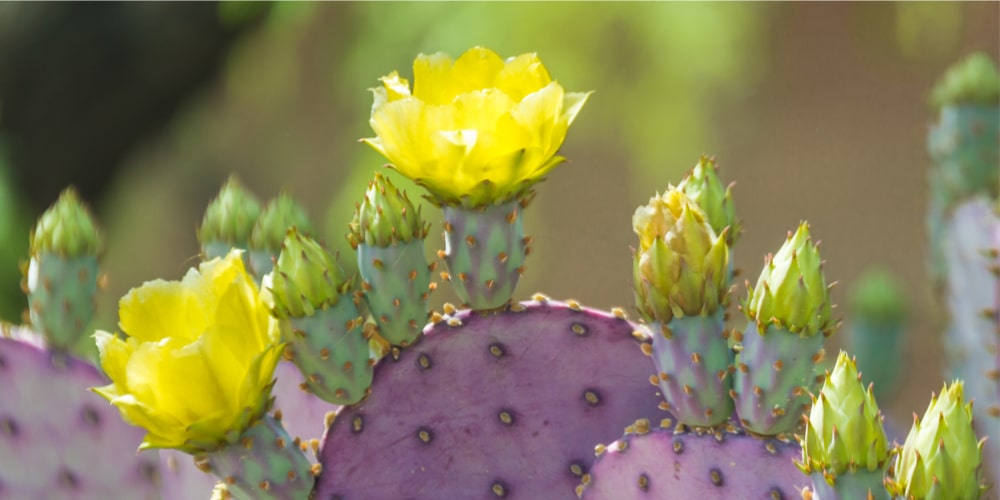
[[930, 52, 1000, 111], [30, 187, 102, 257], [886, 381, 987, 499], [676, 156, 740, 246], [849, 267, 906, 325], [632, 187, 729, 323], [800, 351, 889, 480], [270, 228, 352, 319], [249, 192, 313, 252], [745, 222, 834, 336], [348, 172, 429, 248], [198, 175, 261, 248]]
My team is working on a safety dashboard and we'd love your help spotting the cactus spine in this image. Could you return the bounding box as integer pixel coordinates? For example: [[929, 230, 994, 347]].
[[349, 173, 433, 347]]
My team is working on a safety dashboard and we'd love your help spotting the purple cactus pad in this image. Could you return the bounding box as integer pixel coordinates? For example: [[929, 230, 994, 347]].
[[0, 332, 163, 498], [580, 425, 804, 499], [314, 297, 665, 498]]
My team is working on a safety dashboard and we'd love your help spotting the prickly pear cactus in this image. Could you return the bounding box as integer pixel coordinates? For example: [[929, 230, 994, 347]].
[[22, 187, 102, 356], [314, 297, 664, 498], [927, 52, 1000, 491], [734, 222, 834, 436], [349, 172, 433, 347], [271, 229, 373, 406]]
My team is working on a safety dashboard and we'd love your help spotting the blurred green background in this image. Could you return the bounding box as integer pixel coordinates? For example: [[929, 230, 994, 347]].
[[0, 2, 996, 421]]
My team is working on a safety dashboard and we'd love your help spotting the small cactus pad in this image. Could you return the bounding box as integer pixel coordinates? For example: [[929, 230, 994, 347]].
[[314, 299, 664, 498], [732, 322, 826, 436], [0, 331, 162, 498], [649, 313, 734, 427], [579, 426, 802, 499], [285, 300, 372, 405], [441, 199, 527, 310], [23, 254, 100, 352], [357, 241, 432, 346], [194, 415, 313, 500]]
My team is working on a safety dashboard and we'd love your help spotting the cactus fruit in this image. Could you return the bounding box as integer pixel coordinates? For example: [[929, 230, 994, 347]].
[[799, 351, 890, 499], [0, 327, 164, 499], [845, 268, 906, 403], [248, 192, 313, 280], [270, 229, 373, 405], [734, 222, 835, 436], [22, 187, 102, 354], [885, 381, 988, 499], [349, 172, 433, 346], [361, 47, 589, 309], [579, 424, 802, 499], [198, 175, 262, 260], [632, 187, 732, 426], [314, 298, 664, 498]]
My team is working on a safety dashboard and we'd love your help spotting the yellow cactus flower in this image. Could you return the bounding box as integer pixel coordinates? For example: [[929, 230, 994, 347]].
[[92, 251, 283, 453], [363, 46, 591, 207]]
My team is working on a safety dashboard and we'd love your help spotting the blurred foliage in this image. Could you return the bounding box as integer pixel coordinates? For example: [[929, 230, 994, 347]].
[[0, 146, 29, 322]]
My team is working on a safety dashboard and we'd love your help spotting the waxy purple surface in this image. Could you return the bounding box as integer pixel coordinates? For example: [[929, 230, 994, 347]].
[[315, 299, 665, 499]]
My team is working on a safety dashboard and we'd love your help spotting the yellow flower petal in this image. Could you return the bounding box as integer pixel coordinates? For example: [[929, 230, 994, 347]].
[[92, 249, 281, 452], [496, 52, 551, 101], [365, 47, 589, 207], [118, 280, 208, 343]]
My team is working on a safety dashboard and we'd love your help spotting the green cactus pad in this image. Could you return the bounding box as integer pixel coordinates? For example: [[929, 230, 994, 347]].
[[270, 229, 351, 319], [677, 156, 740, 246], [248, 193, 313, 279], [732, 322, 826, 436], [649, 312, 734, 427], [285, 298, 372, 405], [886, 381, 988, 499], [930, 52, 1000, 111], [23, 254, 99, 352], [195, 414, 313, 500], [29, 187, 102, 258], [357, 240, 432, 347], [441, 200, 527, 310], [198, 175, 262, 260]]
